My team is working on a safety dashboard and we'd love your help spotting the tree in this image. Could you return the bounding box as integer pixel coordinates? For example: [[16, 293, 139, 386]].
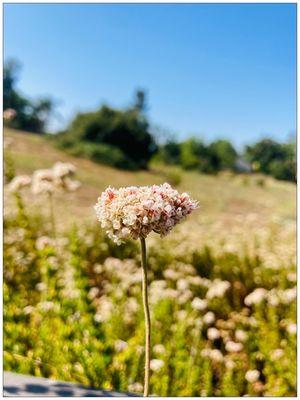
[[134, 89, 148, 113], [3, 58, 55, 134], [55, 95, 157, 170], [245, 138, 296, 182], [208, 140, 237, 170]]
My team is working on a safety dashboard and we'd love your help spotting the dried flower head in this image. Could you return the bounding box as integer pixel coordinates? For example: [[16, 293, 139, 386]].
[[8, 175, 31, 193], [245, 369, 260, 383], [94, 183, 198, 244], [30, 162, 80, 195], [3, 108, 17, 121]]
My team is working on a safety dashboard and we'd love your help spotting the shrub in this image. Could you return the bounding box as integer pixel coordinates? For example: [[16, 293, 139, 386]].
[[54, 98, 157, 170], [66, 142, 137, 170]]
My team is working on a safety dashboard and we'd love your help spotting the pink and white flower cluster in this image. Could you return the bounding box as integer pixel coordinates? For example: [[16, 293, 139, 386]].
[[94, 183, 198, 244]]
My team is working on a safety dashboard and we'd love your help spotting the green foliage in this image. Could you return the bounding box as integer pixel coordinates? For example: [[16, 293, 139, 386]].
[[163, 170, 182, 187], [65, 142, 137, 170], [156, 138, 237, 175], [3, 59, 54, 134], [154, 141, 181, 165], [208, 140, 237, 171], [245, 139, 296, 182], [55, 95, 157, 170], [179, 138, 237, 174], [4, 191, 296, 396], [4, 150, 15, 183]]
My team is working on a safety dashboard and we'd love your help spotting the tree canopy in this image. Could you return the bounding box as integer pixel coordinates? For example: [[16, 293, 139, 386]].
[[55, 91, 157, 170], [4, 58, 54, 133]]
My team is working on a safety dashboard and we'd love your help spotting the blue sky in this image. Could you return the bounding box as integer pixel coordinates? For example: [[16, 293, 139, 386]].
[[4, 3, 296, 148]]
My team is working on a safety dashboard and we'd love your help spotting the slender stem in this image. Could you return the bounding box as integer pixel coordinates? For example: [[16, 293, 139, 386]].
[[140, 237, 151, 397], [48, 192, 56, 238]]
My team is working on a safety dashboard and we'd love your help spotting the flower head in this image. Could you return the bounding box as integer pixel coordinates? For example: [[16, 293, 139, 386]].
[[94, 183, 198, 244], [8, 175, 31, 192], [3, 108, 17, 121], [245, 369, 260, 383]]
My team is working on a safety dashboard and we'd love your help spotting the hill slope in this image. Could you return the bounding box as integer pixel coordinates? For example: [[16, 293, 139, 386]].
[[4, 128, 296, 233]]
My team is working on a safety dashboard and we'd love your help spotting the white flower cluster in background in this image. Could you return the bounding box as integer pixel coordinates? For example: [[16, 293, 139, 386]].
[[8, 161, 81, 195], [3, 108, 17, 121], [94, 183, 198, 244]]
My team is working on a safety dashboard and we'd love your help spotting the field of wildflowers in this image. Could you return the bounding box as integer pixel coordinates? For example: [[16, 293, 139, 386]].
[[4, 130, 296, 396]]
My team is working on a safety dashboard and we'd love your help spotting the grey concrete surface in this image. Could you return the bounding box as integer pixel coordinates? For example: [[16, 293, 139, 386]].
[[4, 371, 137, 397]]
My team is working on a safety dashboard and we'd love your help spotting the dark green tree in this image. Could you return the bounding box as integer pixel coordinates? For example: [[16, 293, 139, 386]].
[[208, 139, 237, 171], [55, 93, 157, 170], [245, 139, 296, 181], [3, 58, 55, 133]]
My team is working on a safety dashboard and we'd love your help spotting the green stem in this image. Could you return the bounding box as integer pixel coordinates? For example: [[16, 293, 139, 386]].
[[48, 192, 56, 238], [140, 237, 151, 397]]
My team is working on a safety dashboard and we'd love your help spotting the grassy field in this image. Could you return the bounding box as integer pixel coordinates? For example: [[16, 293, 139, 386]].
[[4, 128, 296, 223], [4, 128, 296, 396]]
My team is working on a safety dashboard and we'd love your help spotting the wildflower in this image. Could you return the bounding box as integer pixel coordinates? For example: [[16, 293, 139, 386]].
[[3, 108, 17, 121], [125, 297, 139, 313], [38, 301, 55, 312], [88, 287, 100, 300], [224, 357, 236, 370], [207, 327, 221, 341], [114, 339, 128, 352], [178, 289, 193, 304], [245, 369, 260, 383], [235, 329, 248, 342], [94, 183, 198, 244], [286, 323, 297, 335], [209, 349, 224, 362], [35, 282, 47, 292], [187, 276, 205, 286], [270, 349, 284, 360], [150, 359, 164, 372], [32, 179, 55, 195], [63, 178, 81, 192], [153, 344, 166, 355], [128, 382, 143, 393], [163, 269, 181, 281], [94, 183, 197, 397], [94, 314, 103, 323], [281, 287, 296, 304], [244, 288, 267, 306], [201, 348, 223, 363], [36, 236, 53, 250], [176, 310, 188, 321], [225, 341, 243, 352], [177, 278, 189, 291], [206, 279, 230, 299], [8, 175, 31, 192], [93, 264, 103, 274], [23, 305, 34, 315], [191, 297, 207, 311], [52, 161, 76, 178], [287, 272, 297, 282], [31, 163, 80, 195], [203, 311, 215, 325]]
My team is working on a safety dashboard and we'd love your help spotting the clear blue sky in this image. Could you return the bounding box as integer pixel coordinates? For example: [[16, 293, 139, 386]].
[[4, 3, 296, 148]]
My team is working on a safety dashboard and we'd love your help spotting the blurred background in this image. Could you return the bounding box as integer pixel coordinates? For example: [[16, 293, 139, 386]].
[[3, 3, 296, 397]]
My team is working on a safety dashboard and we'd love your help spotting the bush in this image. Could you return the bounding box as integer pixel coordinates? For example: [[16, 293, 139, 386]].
[[54, 98, 157, 170], [66, 142, 138, 170], [245, 139, 296, 182], [164, 170, 182, 187], [269, 159, 296, 182]]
